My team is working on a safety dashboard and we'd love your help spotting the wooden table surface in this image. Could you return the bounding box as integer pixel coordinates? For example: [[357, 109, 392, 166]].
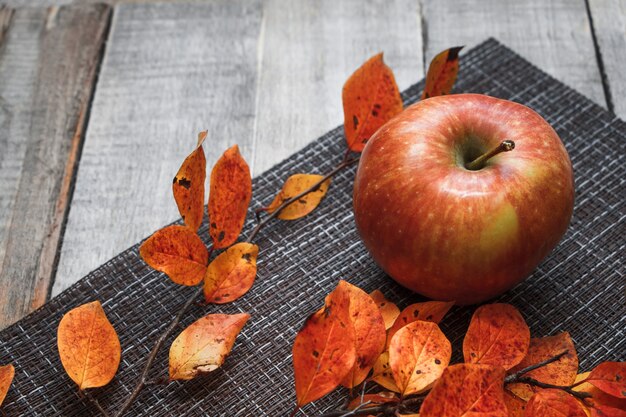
[[0, 0, 623, 329]]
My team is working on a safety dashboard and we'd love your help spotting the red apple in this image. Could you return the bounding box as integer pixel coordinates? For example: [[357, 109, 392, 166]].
[[353, 94, 574, 304]]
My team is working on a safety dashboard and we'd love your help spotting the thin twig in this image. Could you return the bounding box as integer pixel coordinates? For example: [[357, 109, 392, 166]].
[[504, 350, 569, 383], [507, 376, 592, 401], [114, 286, 203, 417], [81, 390, 111, 417], [317, 395, 422, 417]]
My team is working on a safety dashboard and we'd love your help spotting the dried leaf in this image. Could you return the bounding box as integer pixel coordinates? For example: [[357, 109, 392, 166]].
[[292, 284, 356, 407], [342, 53, 403, 152], [504, 390, 527, 417], [422, 46, 463, 99], [574, 372, 626, 411], [172, 131, 207, 231], [508, 332, 578, 400], [389, 320, 451, 396], [335, 281, 386, 388], [169, 313, 249, 380], [203, 242, 258, 304], [139, 225, 209, 286], [386, 301, 454, 348], [266, 174, 331, 220], [525, 389, 587, 417], [348, 392, 399, 410], [57, 301, 121, 389], [587, 362, 626, 399], [420, 363, 508, 417], [370, 351, 400, 392], [0, 364, 14, 407], [208, 145, 252, 249], [369, 289, 400, 330], [463, 303, 530, 370]]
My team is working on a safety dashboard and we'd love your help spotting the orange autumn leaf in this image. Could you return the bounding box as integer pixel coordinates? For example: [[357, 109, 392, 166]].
[[525, 389, 587, 417], [504, 390, 527, 417], [292, 284, 356, 408], [574, 372, 626, 411], [420, 363, 508, 417], [0, 364, 14, 407], [172, 131, 207, 231], [508, 332, 578, 400], [422, 46, 463, 99], [370, 351, 400, 393], [57, 301, 121, 389], [139, 225, 209, 286], [587, 362, 626, 399], [463, 303, 530, 370], [342, 53, 403, 152], [336, 281, 386, 388], [369, 289, 400, 330], [266, 174, 331, 220], [348, 392, 399, 410], [203, 242, 258, 304], [386, 301, 454, 349], [208, 145, 252, 249], [389, 320, 451, 396], [168, 313, 249, 381]]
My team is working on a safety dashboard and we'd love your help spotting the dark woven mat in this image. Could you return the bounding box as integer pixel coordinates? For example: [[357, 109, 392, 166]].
[[1, 38, 624, 416]]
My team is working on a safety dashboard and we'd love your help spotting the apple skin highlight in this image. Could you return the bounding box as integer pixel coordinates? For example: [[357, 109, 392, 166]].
[[353, 94, 574, 305]]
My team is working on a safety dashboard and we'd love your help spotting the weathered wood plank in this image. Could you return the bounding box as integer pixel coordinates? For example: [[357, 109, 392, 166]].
[[421, 0, 607, 108], [0, 4, 111, 328], [588, 0, 626, 118], [252, 0, 423, 174], [52, 1, 263, 295]]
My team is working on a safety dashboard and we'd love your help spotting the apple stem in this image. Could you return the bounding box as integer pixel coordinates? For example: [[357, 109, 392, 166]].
[[465, 140, 515, 170]]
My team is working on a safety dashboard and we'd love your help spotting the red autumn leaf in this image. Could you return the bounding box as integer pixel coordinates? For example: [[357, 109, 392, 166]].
[[370, 351, 400, 393], [139, 225, 209, 286], [508, 332, 579, 400], [208, 145, 252, 249], [389, 320, 451, 396], [347, 392, 399, 410], [266, 174, 331, 220], [504, 390, 527, 417], [335, 281, 386, 389], [169, 313, 249, 380], [525, 389, 587, 417], [342, 53, 403, 152], [369, 289, 400, 330], [57, 301, 121, 389], [292, 284, 356, 408], [386, 301, 454, 348], [172, 131, 207, 231], [591, 404, 626, 417], [574, 372, 626, 411], [203, 242, 258, 304], [420, 363, 508, 417], [0, 364, 14, 407], [463, 303, 530, 370], [422, 46, 463, 99], [587, 362, 626, 399]]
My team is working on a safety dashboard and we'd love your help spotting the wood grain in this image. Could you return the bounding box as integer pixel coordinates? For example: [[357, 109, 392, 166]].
[[421, 0, 607, 108], [252, 0, 423, 174], [52, 1, 263, 295], [588, 0, 626, 118], [0, 4, 111, 328]]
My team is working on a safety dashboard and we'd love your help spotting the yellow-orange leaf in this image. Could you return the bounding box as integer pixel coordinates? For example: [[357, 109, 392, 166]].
[[348, 392, 399, 410], [420, 364, 508, 417], [336, 281, 386, 388], [208, 145, 252, 248], [587, 362, 626, 399], [139, 225, 208, 286], [463, 304, 530, 370], [0, 364, 14, 407], [574, 372, 626, 411], [57, 301, 121, 389], [508, 332, 578, 400], [369, 289, 400, 330], [173, 131, 207, 231], [292, 284, 356, 408], [370, 352, 400, 392], [389, 320, 451, 396], [386, 301, 454, 348], [525, 389, 587, 417], [168, 313, 249, 381], [342, 53, 403, 152], [266, 174, 331, 220], [203, 242, 258, 304], [422, 46, 463, 99]]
